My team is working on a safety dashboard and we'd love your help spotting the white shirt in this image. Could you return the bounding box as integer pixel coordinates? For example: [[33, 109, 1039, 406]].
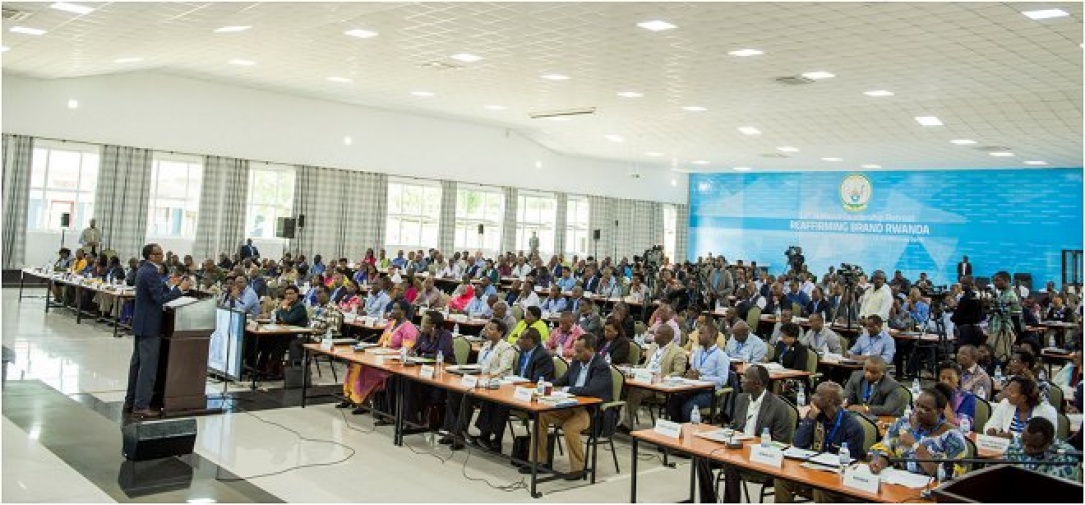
[[744, 390, 766, 436], [859, 284, 893, 320], [801, 281, 815, 297], [512, 264, 532, 278], [517, 291, 540, 311], [648, 342, 671, 372]]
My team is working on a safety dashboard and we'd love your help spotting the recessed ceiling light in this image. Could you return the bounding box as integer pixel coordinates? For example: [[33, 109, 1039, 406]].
[[605, 134, 625, 143], [671, 178, 678, 187], [1022, 8, 1069, 20], [113, 57, 142, 63], [637, 20, 677, 32], [50, 2, 94, 15], [821, 157, 843, 162], [484, 105, 506, 110], [411, 91, 435, 97], [776, 146, 799, 153], [738, 126, 762, 136], [10, 26, 47, 36], [733, 167, 752, 172], [1024, 160, 1048, 165], [327, 76, 352, 83], [864, 90, 895, 97], [989, 152, 1015, 157], [227, 59, 256, 66], [67, 99, 79, 109], [616, 91, 644, 98], [950, 139, 976, 145], [645, 152, 664, 157], [344, 28, 378, 39], [343, 136, 353, 145], [801, 71, 835, 80], [914, 116, 943, 126], [540, 74, 569, 81], [682, 106, 707, 112], [728, 49, 764, 57], [450, 53, 482, 63], [214, 25, 251, 33], [692, 160, 710, 165], [1, 46, 9, 52], [861, 164, 881, 169]]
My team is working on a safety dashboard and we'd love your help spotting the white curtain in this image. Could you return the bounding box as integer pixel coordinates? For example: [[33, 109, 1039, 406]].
[[438, 180, 457, 253], [95, 145, 154, 258], [2, 134, 34, 268], [339, 170, 387, 261], [501, 186, 518, 254], [193, 156, 250, 260], [676, 204, 690, 263]]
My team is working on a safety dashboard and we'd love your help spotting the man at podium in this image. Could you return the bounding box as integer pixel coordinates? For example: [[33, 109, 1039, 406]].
[[123, 243, 190, 419]]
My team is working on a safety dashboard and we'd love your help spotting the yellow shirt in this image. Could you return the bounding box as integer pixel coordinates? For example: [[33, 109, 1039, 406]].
[[507, 319, 551, 344], [70, 258, 87, 274]]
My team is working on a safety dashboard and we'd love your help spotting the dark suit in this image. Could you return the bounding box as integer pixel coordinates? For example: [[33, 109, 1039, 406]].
[[701, 391, 796, 502], [125, 261, 182, 410], [600, 336, 632, 365], [240, 244, 260, 260], [957, 261, 972, 281], [479, 345, 555, 444], [842, 370, 907, 416], [806, 299, 831, 320], [554, 355, 613, 401], [583, 275, 600, 294]]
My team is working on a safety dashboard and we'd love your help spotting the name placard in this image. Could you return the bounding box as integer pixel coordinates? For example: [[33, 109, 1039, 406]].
[[842, 467, 880, 495], [419, 365, 435, 379], [513, 387, 535, 402], [975, 434, 1011, 454], [461, 374, 479, 388], [749, 445, 784, 468], [320, 338, 333, 351], [654, 419, 682, 439], [375, 356, 385, 366], [632, 369, 654, 384]]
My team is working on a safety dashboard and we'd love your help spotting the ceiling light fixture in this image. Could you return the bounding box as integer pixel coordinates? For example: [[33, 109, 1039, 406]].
[[738, 126, 761, 135], [10, 26, 47, 36], [801, 71, 835, 80], [227, 59, 256, 66], [540, 73, 569, 80], [343, 136, 353, 145], [50, 2, 94, 15], [67, 99, 79, 109], [914, 116, 943, 126], [863, 90, 894, 97], [637, 20, 677, 32], [989, 152, 1015, 157], [692, 160, 710, 165], [327, 76, 352, 83], [616, 91, 643, 98], [682, 106, 707, 112], [821, 157, 843, 162], [214, 25, 251, 33], [411, 91, 435, 97], [861, 164, 881, 169], [776, 146, 799, 152], [1024, 160, 1048, 165], [344, 28, 378, 38], [1022, 8, 1069, 20], [450, 53, 482, 63], [728, 49, 764, 57], [950, 139, 976, 145], [604, 134, 625, 143], [733, 167, 752, 172]]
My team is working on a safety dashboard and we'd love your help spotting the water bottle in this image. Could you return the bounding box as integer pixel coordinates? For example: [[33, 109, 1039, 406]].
[[936, 462, 948, 483], [838, 442, 850, 467], [436, 349, 444, 369], [400, 346, 408, 363], [453, 324, 460, 336], [761, 427, 771, 448], [976, 386, 987, 401], [904, 405, 913, 421], [605, 353, 612, 365], [959, 414, 971, 434], [994, 365, 1003, 383], [796, 384, 807, 407], [775, 306, 782, 319], [1038, 368, 1047, 382], [911, 378, 922, 398], [1049, 333, 1057, 348], [536, 376, 546, 395], [690, 407, 702, 425]]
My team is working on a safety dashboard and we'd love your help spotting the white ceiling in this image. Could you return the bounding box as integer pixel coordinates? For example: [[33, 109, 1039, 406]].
[[2, 1, 1082, 173]]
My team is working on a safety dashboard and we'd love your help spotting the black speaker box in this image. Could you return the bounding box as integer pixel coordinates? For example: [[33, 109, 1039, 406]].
[[297, 214, 306, 228], [275, 217, 296, 239], [477, 224, 484, 235], [592, 229, 601, 240], [60, 212, 71, 228], [117, 457, 194, 498], [122, 418, 197, 461]]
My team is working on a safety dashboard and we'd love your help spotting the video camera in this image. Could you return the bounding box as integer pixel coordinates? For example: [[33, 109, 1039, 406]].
[[838, 263, 864, 284], [636, 245, 665, 272]]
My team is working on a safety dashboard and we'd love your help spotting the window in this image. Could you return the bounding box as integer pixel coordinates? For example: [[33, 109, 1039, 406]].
[[147, 154, 202, 238], [245, 164, 295, 239], [454, 186, 504, 256], [663, 204, 678, 261], [385, 179, 441, 250], [516, 192, 557, 255], [565, 196, 591, 257], [27, 140, 99, 231]]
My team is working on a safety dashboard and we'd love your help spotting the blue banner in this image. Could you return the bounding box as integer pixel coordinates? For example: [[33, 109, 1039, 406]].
[[688, 168, 1083, 285]]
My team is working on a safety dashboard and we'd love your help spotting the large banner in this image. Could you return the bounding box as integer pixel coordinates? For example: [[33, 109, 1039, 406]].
[[688, 168, 1083, 285]]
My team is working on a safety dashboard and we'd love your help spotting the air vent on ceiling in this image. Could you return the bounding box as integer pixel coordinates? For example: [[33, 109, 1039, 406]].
[[2, 7, 32, 21], [419, 61, 463, 71], [776, 76, 815, 85], [761, 152, 790, 158], [528, 107, 597, 119], [975, 145, 1013, 152]]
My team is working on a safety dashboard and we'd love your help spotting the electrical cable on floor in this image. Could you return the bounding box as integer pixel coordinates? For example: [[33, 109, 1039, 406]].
[[459, 444, 529, 492], [211, 395, 358, 482]]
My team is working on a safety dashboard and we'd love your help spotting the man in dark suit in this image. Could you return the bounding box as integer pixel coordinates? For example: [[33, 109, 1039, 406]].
[[699, 364, 796, 502], [124, 243, 189, 418], [805, 287, 831, 320], [956, 255, 972, 282], [523, 334, 611, 479], [582, 266, 601, 293], [239, 238, 260, 261], [842, 356, 907, 416], [480, 327, 554, 454]]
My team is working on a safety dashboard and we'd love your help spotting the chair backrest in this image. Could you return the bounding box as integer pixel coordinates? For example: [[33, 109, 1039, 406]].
[[804, 348, 819, 375], [746, 307, 762, 334], [553, 355, 569, 378], [628, 341, 643, 366], [609, 364, 625, 403], [512, 305, 524, 321], [961, 436, 978, 473], [452, 336, 471, 366], [855, 413, 879, 454], [1046, 386, 1065, 413], [972, 396, 992, 432], [1057, 412, 1070, 441], [779, 396, 800, 443], [634, 321, 647, 337], [898, 384, 914, 407], [791, 302, 802, 315], [763, 339, 775, 362]]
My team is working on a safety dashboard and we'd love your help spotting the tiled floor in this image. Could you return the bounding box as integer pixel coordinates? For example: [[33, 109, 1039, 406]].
[[2, 287, 757, 502]]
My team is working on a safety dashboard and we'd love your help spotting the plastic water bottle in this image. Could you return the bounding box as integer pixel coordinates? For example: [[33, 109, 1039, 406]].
[[1049, 333, 1057, 348], [838, 442, 850, 467], [959, 414, 971, 434], [1039, 368, 1047, 382], [976, 386, 987, 401], [605, 353, 612, 365], [690, 407, 701, 425], [400, 346, 408, 363], [536, 376, 546, 395], [453, 324, 460, 336], [761, 427, 771, 448], [775, 306, 782, 319], [994, 365, 1003, 383], [936, 462, 948, 483], [904, 405, 913, 421], [436, 349, 444, 369], [911, 378, 922, 398], [796, 384, 807, 406]]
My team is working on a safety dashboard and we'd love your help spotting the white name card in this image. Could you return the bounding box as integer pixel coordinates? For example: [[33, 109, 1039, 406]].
[[375, 356, 385, 366], [842, 467, 880, 495], [320, 339, 333, 351], [461, 374, 479, 388], [419, 365, 435, 379], [749, 445, 784, 468], [513, 387, 535, 402], [632, 369, 654, 384], [654, 419, 682, 439], [975, 434, 1011, 454]]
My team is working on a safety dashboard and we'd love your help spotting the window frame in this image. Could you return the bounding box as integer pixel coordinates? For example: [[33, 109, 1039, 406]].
[[146, 153, 203, 239], [515, 191, 557, 256], [454, 184, 505, 257], [565, 196, 591, 257], [384, 178, 442, 251], [27, 140, 100, 232], [244, 163, 296, 240]]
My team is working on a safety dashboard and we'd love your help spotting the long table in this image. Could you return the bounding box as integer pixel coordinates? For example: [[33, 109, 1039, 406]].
[[300, 343, 602, 498], [29, 269, 136, 338], [630, 424, 929, 503]]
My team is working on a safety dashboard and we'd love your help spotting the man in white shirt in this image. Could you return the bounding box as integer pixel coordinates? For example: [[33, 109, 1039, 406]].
[[512, 258, 532, 278], [441, 319, 515, 450], [724, 321, 768, 363], [801, 313, 844, 354], [858, 270, 893, 322], [800, 273, 816, 298], [514, 282, 540, 312]]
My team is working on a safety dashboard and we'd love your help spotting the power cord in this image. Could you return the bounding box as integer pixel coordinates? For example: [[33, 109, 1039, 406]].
[[460, 443, 529, 492]]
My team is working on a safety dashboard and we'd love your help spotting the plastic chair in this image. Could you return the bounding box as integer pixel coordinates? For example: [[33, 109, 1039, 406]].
[[628, 341, 643, 366], [1057, 412, 1070, 440], [745, 307, 762, 335], [512, 305, 524, 321], [763, 339, 775, 362], [1047, 386, 1065, 413], [553, 355, 569, 378], [804, 350, 822, 388], [972, 397, 992, 432], [855, 412, 880, 454], [898, 384, 914, 407], [452, 336, 470, 367]]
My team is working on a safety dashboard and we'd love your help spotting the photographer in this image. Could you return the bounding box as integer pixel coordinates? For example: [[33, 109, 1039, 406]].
[[951, 276, 985, 347], [990, 270, 1024, 345], [707, 257, 734, 307], [858, 270, 893, 322]]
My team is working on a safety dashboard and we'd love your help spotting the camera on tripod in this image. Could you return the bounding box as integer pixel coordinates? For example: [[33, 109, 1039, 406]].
[[785, 246, 804, 271], [923, 285, 949, 299], [838, 263, 864, 284], [636, 245, 665, 272]]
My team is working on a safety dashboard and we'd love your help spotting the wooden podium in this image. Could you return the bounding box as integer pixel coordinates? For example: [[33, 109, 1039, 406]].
[[152, 298, 220, 416], [932, 464, 1083, 502]]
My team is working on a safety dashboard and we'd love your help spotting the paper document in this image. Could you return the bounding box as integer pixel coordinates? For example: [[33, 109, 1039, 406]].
[[783, 447, 819, 460], [807, 452, 854, 468], [164, 296, 199, 308], [445, 364, 481, 372], [499, 375, 530, 384], [696, 429, 754, 443], [879, 467, 934, 489]]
